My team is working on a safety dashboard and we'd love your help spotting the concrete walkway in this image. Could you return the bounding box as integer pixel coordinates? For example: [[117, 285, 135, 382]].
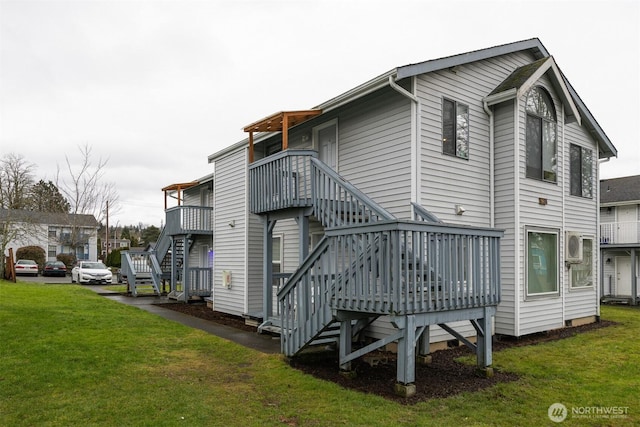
[[87, 286, 281, 354]]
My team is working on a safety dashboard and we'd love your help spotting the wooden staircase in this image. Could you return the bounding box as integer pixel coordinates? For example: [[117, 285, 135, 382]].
[[249, 150, 503, 392]]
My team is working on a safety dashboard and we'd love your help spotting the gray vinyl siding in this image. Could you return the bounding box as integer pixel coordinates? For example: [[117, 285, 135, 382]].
[[338, 86, 412, 218], [515, 76, 565, 335], [564, 119, 599, 320], [600, 207, 615, 223], [212, 148, 247, 316], [246, 210, 263, 316], [493, 100, 517, 335], [417, 52, 534, 227]]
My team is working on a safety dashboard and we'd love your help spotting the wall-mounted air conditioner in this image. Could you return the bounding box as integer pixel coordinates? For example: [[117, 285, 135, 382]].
[[565, 231, 583, 263]]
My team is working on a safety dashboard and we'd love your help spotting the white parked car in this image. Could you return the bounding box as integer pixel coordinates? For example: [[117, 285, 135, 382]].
[[71, 261, 113, 285], [15, 259, 39, 276]]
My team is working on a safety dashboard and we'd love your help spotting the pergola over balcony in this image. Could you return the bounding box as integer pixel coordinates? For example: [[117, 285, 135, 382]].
[[243, 110, 322, 163], [161, 182, 199, 210]]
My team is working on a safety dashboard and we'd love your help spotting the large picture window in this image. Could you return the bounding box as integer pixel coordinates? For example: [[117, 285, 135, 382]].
[[442, 98, 469, 159], [525, 87, 557, 183], [570, 237, 593, 288], [526, 228, 559, 297], [570, 144, 593, 198]]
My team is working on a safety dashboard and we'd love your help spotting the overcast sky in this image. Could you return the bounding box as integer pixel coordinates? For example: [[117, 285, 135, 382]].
[[1, 0, 638, 227]]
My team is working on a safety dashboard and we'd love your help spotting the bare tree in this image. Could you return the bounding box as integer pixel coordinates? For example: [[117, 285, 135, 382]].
[[0, 153, 35, 210], [57, 144, 120, 222], [0, 153, 40, 275], [56, 144, 120, 254]]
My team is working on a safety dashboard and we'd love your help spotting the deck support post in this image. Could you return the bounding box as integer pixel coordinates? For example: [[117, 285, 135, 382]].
[[339, 320, 353, 375], [395, 314, 416, 397], [632, 248, 637, 305], [296, 213, 309, 262], [417, 325, 431, 364], [262, 219, 275, 322], [475, 307, 493, 370]]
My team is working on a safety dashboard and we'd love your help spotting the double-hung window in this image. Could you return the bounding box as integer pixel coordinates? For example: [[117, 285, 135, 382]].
[[442, 98, 469, 159], [526, 228, 559, 297], [570, 144, 593, 198], [525, 86, 557, 182]]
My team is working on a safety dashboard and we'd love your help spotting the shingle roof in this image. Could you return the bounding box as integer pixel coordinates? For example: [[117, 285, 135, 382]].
[[488, 57, 549, 95], [0, 209, 99, 228], [600, 175, 640, 204]]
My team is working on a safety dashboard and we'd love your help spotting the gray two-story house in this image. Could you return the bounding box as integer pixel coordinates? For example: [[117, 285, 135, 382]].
[[204, 38, 615, 395]]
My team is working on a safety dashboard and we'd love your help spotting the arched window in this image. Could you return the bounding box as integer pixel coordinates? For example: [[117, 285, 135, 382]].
[[525, 86, 557, 182]]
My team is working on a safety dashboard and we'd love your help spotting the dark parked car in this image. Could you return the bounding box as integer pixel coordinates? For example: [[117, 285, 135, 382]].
[[42, 261, 67, 277]]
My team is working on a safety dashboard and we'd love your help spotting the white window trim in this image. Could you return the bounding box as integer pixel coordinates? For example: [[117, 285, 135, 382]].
[[312, 119, 339, 170], [569, 235, 595, 290], [273, 233, 284, 273], [525, 226, 560, 300]]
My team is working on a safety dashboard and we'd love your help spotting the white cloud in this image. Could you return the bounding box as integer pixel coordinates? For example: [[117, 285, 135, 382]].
[[1, 0, 638, 225]]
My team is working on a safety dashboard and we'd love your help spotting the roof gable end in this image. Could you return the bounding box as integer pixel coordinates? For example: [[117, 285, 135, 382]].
[[484, 56, 581, 126]]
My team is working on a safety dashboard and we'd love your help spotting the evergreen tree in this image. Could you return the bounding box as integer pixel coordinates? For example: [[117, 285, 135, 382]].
[[29, 180, 70, 213], [141, 225, 160, 245]]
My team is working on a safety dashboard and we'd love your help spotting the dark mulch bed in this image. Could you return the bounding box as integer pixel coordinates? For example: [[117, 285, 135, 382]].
[[160, 302, 613, 403]]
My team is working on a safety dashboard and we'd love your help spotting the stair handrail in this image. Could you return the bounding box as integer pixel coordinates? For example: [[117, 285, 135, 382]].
[[310, 157, 395, 228], [153, 225, 170, 264], [277, 235, 331, 300]]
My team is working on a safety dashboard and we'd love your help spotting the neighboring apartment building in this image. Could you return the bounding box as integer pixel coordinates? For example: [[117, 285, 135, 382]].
[[119, 174, 214, 300], [203, 38, 616, 392], [1, 209, 99, 262], [600, 175, 640, 304], [101, 238, 131, 257]]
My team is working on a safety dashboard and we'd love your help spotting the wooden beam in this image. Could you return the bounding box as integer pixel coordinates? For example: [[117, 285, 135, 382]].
[[249, 131, 255, 163], [282, 113, 289, 151]]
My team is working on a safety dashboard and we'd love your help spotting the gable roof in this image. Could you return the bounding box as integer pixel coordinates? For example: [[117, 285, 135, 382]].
[[209, 38, 616, 161], [0, 209, 99, 228], [317, 38, 615, 159], [485, 56, 581, 125], [600, 175, 640, 205]]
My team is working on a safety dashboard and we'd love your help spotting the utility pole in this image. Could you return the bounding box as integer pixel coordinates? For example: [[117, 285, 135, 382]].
[[105, 200, 109, 260]]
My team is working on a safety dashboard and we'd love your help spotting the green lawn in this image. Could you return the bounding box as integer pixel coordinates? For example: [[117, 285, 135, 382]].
[[1, 280, 638, 426]]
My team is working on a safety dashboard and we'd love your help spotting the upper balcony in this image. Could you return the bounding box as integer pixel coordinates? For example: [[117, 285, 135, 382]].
[[600, 221, 640, 245], [164, 205, 213, 236], [248, 150, 316, 215]]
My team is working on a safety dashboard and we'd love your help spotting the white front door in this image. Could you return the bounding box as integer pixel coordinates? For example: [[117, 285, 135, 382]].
[[617, 205, 637, 244], [615, 256, 634, 296], [314, 120, 338, 170]]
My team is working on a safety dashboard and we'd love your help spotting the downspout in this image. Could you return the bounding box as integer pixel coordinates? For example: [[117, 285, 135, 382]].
[[561, 104, 566, 324], [482, 101, 495, 228], [389, 75, 420, 219], [513, 98, 521, 336]]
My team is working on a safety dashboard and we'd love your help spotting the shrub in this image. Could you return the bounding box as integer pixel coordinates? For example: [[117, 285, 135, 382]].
[[56, 253, 77, 269], [106, 247, 128, 268], [16, 246, 46, 271]]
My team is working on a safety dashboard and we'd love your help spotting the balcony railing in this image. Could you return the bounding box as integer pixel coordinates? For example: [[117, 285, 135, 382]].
[[249, 150, 316, 214], [164, 206, 213, 235], [600, 222, 640, 245]]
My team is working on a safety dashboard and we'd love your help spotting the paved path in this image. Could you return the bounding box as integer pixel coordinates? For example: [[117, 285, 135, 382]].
[[86, 285, 281, 354]]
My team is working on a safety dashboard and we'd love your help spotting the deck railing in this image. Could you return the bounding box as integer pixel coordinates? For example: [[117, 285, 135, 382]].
[[311, 157, 395, 227], [186, 267, 213, 297], [600, 221, 640, 244], [278, 220, 502, 355], [121, 250, 162, 296], [164, 206, 214, 235], [249, 150, 316, 214]]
